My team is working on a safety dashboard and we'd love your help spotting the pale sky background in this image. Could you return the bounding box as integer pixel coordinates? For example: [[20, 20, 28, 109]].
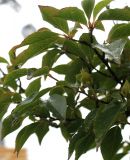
[[0, 0, 130, 160]]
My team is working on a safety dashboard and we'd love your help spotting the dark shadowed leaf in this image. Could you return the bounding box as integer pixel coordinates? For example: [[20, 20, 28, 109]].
[[68, 130, 86, 160], [94, 101, 122, 146], [101, 126, 122, 160], [81, 0, 95, 19], [98, 8, 130, 21], [75, 132, 95, 160], [39, 6, 69, 33], [57, 7, 87, 24]]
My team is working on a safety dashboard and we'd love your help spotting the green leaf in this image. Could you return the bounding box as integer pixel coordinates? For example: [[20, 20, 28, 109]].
[[108, 23, 130, 42], [0, 103, 10, 120], [39, 6, 69, 34], [57, 7, 87, 24], [0, 57, 9, 64], [68, 130, 86, 159], [121, 80, 130, 97], [15, 122, 49, 153], [42, 49, 60, 68], [101, 126, 122, 160], [95, 21, 105, 31], [21, 31, 58, 46], [112, 153, 126, 160], [93, 39, 127, 64], [94, 101, 122, 146], [52, 64, 69, 75], [12, 34, 59, 67], [2, 115, 24, 139], [4, 68, 28, 86], [98, 8, 130, 21], [75, 132, 95, 160], [27, 67, 49, 80], [48, 94, 67, 119], [81, 0, 95, 19], [25, 78, 41, 97], [93, 0, 113, 19]]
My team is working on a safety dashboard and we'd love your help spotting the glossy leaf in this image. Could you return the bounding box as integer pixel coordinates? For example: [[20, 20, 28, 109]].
[[93, 0, 113, 19], [48, 94, 67, 119], [25, 78, 41, 97], [15, 122, 49, 154], [57, 7, 87, 24], [81, 0, 95, 19], [39, 6, 69, 33], [94, 101, 122, 146], [94, 39, 127, 64], [98, 8, 130, 21], [101, 126, 122, 160]]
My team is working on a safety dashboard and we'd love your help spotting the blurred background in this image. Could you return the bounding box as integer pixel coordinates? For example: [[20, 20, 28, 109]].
[[0, 0, 130, 159]]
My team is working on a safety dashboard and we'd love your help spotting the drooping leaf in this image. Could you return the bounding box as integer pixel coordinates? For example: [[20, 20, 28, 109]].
[[57, 7, 87, 24], [98, 8, 130, 21], [101, 126, 122, 160], [68, 130, 86, 160], [15, 122, 49, 154], [39, 6, 69, 34], [93, 0, 113, 19], [2, 115, 24, 139], [81, 0, 95, 19], [25, 78, 41, 97], [0, 103, 10, 120], [75, 131, 95, 160], [48, 94, 67, 119], [108, 23, 130, 42], [94, 101, 123, 146], [93, 39, 127, 64], [0, 57, 9, 64]]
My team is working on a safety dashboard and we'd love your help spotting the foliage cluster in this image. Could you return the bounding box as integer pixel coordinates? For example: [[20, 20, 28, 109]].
[[1, 0, 130, 159]]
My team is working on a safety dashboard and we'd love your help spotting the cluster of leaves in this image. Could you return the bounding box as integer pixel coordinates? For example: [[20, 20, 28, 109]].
[[1, 0, 130, 159]]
